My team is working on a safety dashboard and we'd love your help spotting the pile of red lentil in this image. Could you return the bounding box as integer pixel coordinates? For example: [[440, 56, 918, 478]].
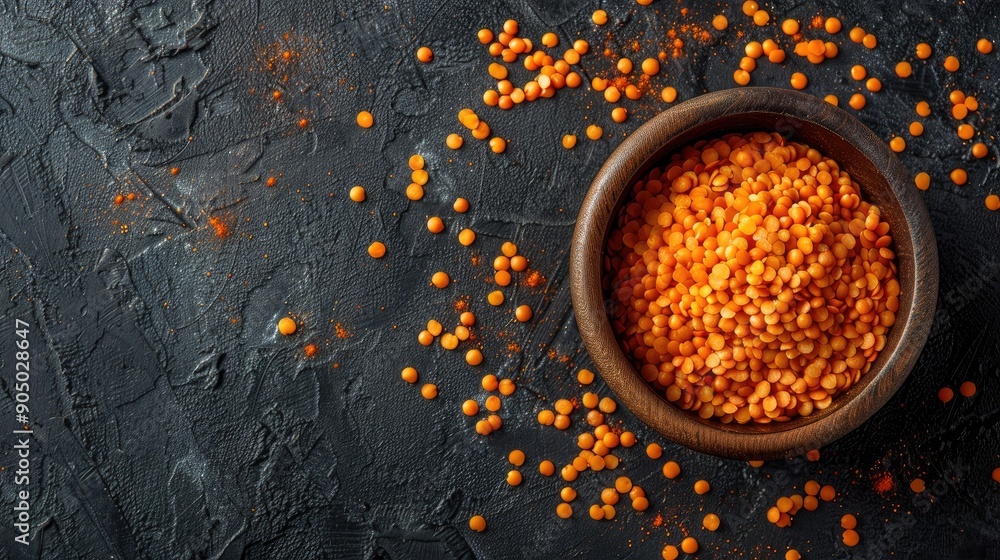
[[194, 2, 1000, 558], [606, 131, 899, 424]]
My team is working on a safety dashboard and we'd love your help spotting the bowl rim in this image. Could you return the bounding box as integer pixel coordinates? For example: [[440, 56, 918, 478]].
[[569, 87, 939, 460]]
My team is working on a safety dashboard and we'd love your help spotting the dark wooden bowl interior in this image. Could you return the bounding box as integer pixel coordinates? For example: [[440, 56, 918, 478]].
[[570, 88, 938, 459]]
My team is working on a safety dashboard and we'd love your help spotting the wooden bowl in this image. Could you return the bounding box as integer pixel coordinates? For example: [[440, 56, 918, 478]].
[[570, 88, 938, 460]]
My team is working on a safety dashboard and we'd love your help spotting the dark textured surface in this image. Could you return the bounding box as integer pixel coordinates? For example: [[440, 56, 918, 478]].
[[0, 1, 997, 559]]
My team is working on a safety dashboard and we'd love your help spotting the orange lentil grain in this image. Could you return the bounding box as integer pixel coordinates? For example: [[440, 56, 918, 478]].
[[960, 381, 977, 397], [950, 169, 968, 185], [458, 228, 476, 246], [421, 383, 437, 399], [915, 172, 931, 191], [356, 111, 374, 128], [986, 194, 1000, 211], [367, 242, 386, 258], [843, 529, 859, 546]]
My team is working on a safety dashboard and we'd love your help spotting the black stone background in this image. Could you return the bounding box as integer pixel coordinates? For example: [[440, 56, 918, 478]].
[[0, 0, 998, 558]]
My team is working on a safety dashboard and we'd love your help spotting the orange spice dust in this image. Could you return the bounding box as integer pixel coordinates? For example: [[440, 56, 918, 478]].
[[523, 269, 547, 288], [334, 322, 351, 339], [873, 471, 895, 494], [208, 216, 230, 238]]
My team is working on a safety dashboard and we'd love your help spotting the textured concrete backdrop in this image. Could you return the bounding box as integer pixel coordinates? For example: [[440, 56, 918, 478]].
[[0, 0, 998, 558]]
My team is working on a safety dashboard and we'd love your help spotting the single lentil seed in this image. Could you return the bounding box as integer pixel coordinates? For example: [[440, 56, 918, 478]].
[[421, 383, 437, 399], [556, 503, 572, 518], [915, 172, 931, 191], [986, 194, 1000, 210], [843, 529, 860, 546], [515, 305, 533, 322], [960, 381, 977, 397], [488, 290, 505, 306], [951, 168, 968, 185], [462, 400, 479, 416], [356, 111, 373, 128], [506, 470, 522, 486], [368, 242, 386, 258]]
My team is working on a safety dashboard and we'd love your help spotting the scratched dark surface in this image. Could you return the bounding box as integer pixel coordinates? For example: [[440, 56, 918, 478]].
[[0, 0, 998, 559]]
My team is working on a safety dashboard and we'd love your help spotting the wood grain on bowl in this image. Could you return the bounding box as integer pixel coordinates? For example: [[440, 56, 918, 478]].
[[569, 87, 938, 460]]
